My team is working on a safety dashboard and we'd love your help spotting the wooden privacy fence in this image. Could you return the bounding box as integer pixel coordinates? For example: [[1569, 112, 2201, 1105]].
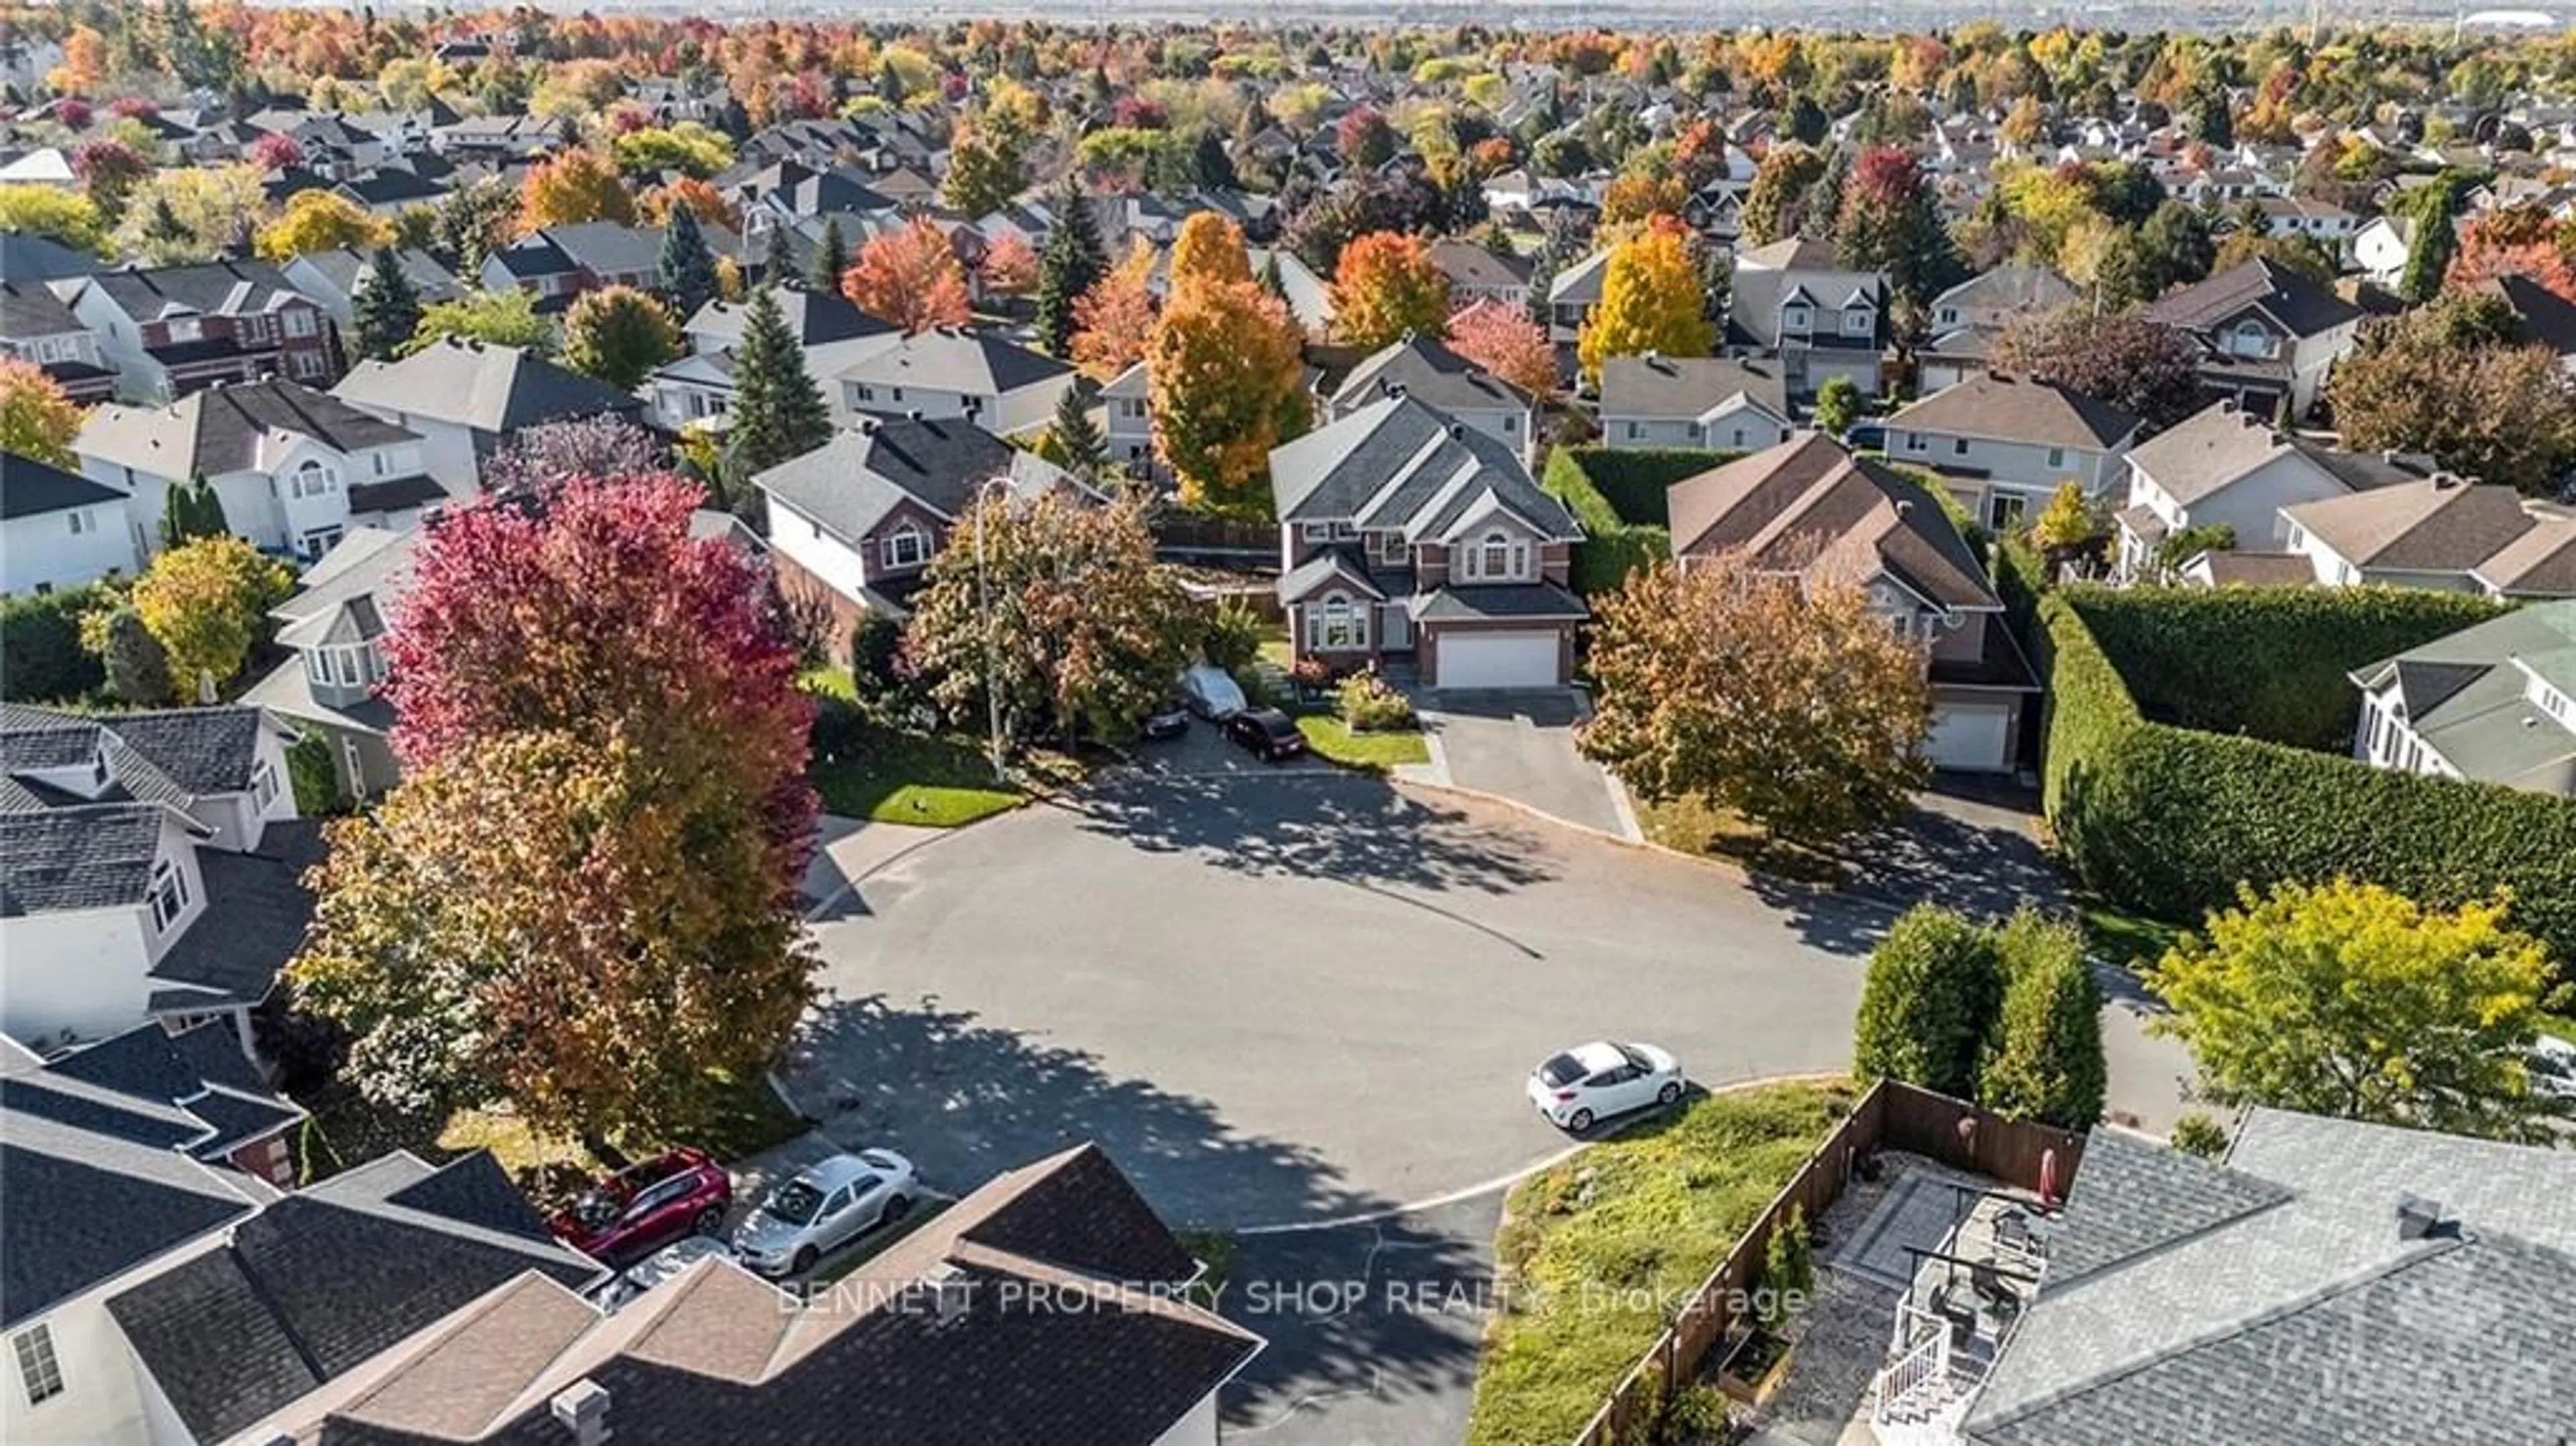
[[1567, 1081, 2088, 1446], [1152, 513, 1278, 555]]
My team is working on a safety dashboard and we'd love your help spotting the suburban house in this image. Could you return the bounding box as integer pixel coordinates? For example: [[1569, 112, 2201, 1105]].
[[1425, 237, 1533, 311], [482, 221, 741, 313], [2, 453, 138, 596], [3, 1019, 305, 1194], [1724, 237, 1891, 399], [0, 1103, 599, 1446], [2349, 211, 2417, 288], [74, 378, 439, 565], [0, 704, 314, 1053], [2143, 256, 2364, 421], [1596, 353, 1793, 454], [2465, 270, 2576, 374], [2279, 476, 2576, 595], [1268, 395, 1587, 691], [2113, 400, 2436, 579], [278, 246, 466, 329], [52, 261, 341, 402], [238, 526, 413, 802], [1664, 435, 2038, 772], [2, 280, 118, 402], [1867, 1110, 2576, 1445], [331, 337, 646, 495], [835, 326, 1077, 439], [212, 1144, 1259, 1446], [753, 414, 1098, 654], [1879, 374, 2144, 533], [1323, 333, 1541, 469], [1917, 265, 2080, 386], [1100, 362, 1157, 480], [1546, 248, 1609, 341], [2349, 600, 2576, 795], [649, 287, 900, 433]]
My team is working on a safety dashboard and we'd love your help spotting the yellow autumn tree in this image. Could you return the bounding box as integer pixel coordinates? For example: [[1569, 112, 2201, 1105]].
[[131, 537, 296, 698], [1169, 211, 1254, 292], [1148, 279, 1307, 516], [517, 148, 635, 234], [1577, 217, 1714, 384], [1331, 231, 1452, 351], [256, 190, 394, 260]]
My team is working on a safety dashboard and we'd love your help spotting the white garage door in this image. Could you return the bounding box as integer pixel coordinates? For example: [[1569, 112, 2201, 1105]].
[[1925, 702, 2012, 772], [1437, 631, 1560, 690]]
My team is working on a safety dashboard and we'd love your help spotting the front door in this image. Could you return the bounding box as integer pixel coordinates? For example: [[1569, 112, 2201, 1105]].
[[1379, 602, 1412, 652]]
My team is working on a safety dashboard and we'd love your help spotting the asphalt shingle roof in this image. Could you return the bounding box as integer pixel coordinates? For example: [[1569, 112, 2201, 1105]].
[[0, 450, 124, 519], [753, 416, 1086, 546], [2146, 256, 2363, 338], [0, 1105, 258, 1330], [1882, 372, 2141, 451], [0, 805, 172, 916], [1269, 395, 1576, 540], [76, 378, 417, 481], [333, 338, 644, 435], [148, 820, 328, 1007]]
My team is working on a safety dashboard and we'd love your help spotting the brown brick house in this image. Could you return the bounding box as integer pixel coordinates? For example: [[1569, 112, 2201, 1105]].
[[1269, 395, 1586, 690]]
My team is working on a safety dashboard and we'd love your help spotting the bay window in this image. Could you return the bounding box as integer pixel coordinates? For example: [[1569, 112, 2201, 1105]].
[[1305, 595, 1369, 651], [1460, 529, 1531, 583]]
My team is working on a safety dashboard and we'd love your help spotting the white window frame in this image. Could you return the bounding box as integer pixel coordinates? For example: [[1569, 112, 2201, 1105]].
[[2046, 447, 2068, 469], [166, 317, 203, 343], [881, 525, 930, 570], [12, 1325, 64, 1406], [68, 508, 95, 535], [1840, 309, 1874, 337], [1462, 529, 1531, 583], [148, 858, 190, 934], [1782, 304, 1812, 332], [293, 459, 333, 498], [251, 759, 280, 811], [1988, 491, 2029, 532], [301, 525, 343, 559], [342, 734, 367, 795], [1306, 594, 1369, 651]]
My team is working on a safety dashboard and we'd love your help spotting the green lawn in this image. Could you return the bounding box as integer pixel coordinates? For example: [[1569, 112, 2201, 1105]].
[[1467, 1082, 1854, 1446], [2080, 901, 2190, 972], [2541, 1011, 2576, 1047], [1295, 715, 1430, 771], [1629, 793, 1844, 884], [800, 667, 1030, 826]]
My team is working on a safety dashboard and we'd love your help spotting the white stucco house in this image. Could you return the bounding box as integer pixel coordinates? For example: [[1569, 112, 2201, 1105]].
[[2, 453, 140, 596], [2112, 401, 2437, 579], [72, 379, 440, 565], [835, 326, 1077, 439], [1880, 373, 2143, 533]]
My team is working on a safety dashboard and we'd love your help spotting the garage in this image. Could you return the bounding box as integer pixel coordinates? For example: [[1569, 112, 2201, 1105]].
[[1433, 630, 1562, 690], [1925, 702, 2013, 773]]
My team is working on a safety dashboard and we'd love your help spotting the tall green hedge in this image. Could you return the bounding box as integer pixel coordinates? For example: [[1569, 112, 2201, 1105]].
[[1548, 446, 1743, 528], [2, 583, 109, 703], [2067, 584, 2510, 752], [1542, 447, 1671, 596], [2033, 592, 2576, 971]]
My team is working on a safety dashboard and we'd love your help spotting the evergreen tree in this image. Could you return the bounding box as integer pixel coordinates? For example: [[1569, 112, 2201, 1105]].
[[1033, 176, 1108, 356], [1049, 381, 1108, 480], [1523, 236, 1559, 327], [1697, 237, 1731, 329], [1258, 248, 1288, 302], [720, 287, 833, 508], [1799, 147, 1849, 241], [761, 220, 794, 284], [157, 475, 229, 549], [99, 606, 172, 706], [350, 248, 423, 362], [657, 205, 721, 322], [2397, 185, 2458, 304], [806, 216, 848, 294]]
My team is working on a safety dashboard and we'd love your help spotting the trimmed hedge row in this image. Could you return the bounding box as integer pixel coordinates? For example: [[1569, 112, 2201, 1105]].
[[2033, 592, 2576, 970], [1542, 447, 1671, 596], [2068, 584, 2510, 753], [2, 583, 109, 703], [1549, 446, 1742, 528]]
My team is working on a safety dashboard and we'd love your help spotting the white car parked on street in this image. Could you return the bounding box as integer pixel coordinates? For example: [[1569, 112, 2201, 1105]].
[[1527, 1040, 1686, 1132], [732, 1149, 918, 1277]]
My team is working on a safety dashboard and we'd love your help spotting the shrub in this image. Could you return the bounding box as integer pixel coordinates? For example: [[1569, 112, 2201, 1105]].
[[2, 583, 109, 702], [2169, 1110, 2230, 1159], [98, 605, 172, 706], [1542, 447, 1680, 596], [1851, 905, 2005, 1098], [286, 734, 343, 816], [1201, 598, 1268, 673], [2030, 590, 2576, 975], [1335, 666, 1415, 730], [849, 612, 909, 707], [1544, 445, 1735, 528], [1978, 911, 2108, 1129], [809, 693, 867, 760], [1758, 1205, 1813, 1328], [2068, 583, 2508, 751]]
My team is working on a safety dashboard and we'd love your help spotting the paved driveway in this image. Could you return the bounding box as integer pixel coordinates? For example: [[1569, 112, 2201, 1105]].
[[1417, 691, 1633, 838]]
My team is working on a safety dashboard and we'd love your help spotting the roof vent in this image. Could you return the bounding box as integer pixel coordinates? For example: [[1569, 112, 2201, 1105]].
[[922, 1260, 973, 1325], [1449, 423, 1465, 439], [2395, 1193, 2447, 1241], [906, 408, 924, 421], [550, 1380, 611, 1446]]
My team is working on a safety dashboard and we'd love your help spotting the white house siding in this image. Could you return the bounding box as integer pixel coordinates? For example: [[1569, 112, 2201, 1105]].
[[841, 377, 1075, 439], [762, 497, 873, 606], [1, 505, 138, 595], [0, 908, 156, 1050], [2351, 219, 2410, 287], [1602, 403, 1788, 453], [1796, 351, 1884, 400], [332, 402, 480, 498], [2, 1274, 210, 1446]]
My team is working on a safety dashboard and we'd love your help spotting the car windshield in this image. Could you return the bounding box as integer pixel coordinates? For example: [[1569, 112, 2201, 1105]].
[[1258, 712, 1296, 738], [1539, 1053, 1587, 1088], [763, 1180, 826, 1225], [1618, 1044, 1654, 1072], [570, 1190, 623, 1230]]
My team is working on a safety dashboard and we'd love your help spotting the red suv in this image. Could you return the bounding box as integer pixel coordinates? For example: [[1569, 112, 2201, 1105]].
[[547, 1148, 733, 1266]]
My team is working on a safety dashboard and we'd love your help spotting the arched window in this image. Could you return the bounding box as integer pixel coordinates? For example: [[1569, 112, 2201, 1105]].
[[1466, 529, 1528, 582], [292, 459, 334, 499], [881, 524, 930, 570], [1305, 593, 1368, 651]]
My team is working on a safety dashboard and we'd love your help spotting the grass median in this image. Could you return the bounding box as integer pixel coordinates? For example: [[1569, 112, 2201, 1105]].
[[1466, 1080, 1854, 1446]]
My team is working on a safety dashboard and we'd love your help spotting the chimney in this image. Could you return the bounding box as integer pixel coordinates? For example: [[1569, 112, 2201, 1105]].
[[922, 1260, 973, 1326], [2395, 1193, 2445, 1241], [550, 1380, 611, 1446]]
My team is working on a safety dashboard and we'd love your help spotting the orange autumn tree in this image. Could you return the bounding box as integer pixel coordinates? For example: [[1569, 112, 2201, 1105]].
[[1147, 213, 1307, 514], [1071, 238, 1157, 381], [518, 148, 636, 233], [1444, 298, 1558, 397], [640, 177, 740, 230], [2445, 217, 2576, 304], [843, 217, 972, 333], [1331, 230, 1452, 351], [981, 231, 1040, 294]]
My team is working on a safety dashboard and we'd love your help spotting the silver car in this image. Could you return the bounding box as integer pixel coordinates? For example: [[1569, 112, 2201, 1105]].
[[733, 1150, 918, 1278]]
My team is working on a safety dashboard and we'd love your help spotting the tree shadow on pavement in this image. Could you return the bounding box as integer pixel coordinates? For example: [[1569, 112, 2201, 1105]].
[[1739, 781, 2071, 956], [1065, 771, 1558, 897], [1218, 1199, 1497, 1446]]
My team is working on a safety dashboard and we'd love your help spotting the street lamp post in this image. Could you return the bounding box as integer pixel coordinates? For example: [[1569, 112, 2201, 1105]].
[[972, 475, 1014, 785]]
